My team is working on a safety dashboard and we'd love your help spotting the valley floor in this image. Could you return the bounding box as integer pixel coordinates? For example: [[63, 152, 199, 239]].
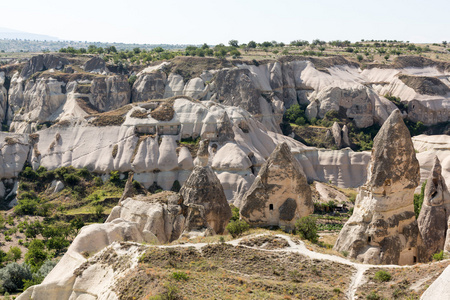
[[91, 231, 449, 300]]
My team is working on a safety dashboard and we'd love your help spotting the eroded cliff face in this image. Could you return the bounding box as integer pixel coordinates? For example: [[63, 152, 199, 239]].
[[7, 71, 130, 133], [334, 110, 423, 265], [2, 54, 449, 136]]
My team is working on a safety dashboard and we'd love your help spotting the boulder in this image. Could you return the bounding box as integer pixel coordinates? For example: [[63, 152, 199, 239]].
[[180, 144, 232, 234], [239, 142, 313, 229], [334, 110, 423, 265], [83, 56, 108, 74], [20, 54, 69, 79], [331, 122, 342, 148], [418, 157, 450, 260]]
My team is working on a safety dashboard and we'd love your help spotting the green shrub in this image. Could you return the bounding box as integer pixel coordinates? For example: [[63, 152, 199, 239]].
[[63, 173, 81, 186], [0, 262, 32, 292], [414, 181, 427, 218], [230, 205, 240, 221], [94, 176, 103, 186], [128, 75, 137, 87], [171, 271, 189, 281], [374, 270, 391, 282], [109, 171, 122, 186], [366, 291, 381, 300], [433, 250, 446, 261], [20, 167, 38, 181], [295, 216, 318, 243], [7, 247, 21, 262], [226, 220, 250, 238], [76, 168, 91, 179], [25, 239, 48, 271], [14, 198, 39, 216]]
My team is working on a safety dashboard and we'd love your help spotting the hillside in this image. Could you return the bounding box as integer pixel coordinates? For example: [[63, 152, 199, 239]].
[[0, 47, 448, 299]]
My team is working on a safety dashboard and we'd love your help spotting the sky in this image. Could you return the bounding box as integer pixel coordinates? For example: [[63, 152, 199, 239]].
[[1, 0, 449, 45]]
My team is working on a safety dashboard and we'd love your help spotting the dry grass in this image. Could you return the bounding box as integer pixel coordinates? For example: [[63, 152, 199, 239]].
[[356, 261, 450, 299], [122, 241, 354, 300]]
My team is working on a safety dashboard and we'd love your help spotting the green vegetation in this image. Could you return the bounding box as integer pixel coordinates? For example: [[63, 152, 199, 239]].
[[433, 250, 446, 261], [295, 216, 319, 243], [226, 220, 250, 238], [171, 271, 189, 281], [374, 270, 392, 282], [414, 181, 427, 218]]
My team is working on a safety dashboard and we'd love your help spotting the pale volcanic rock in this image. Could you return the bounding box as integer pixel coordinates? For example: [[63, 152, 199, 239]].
[[106, 193, 185, 243], [421, 264, 450, 300], [331, 122, 342, 148], [418, 156, 450, 260], [131, 70, 167, 102], [342, 124, 350, 147], [17, 231, 144, 300], [239, 142, 313, 229], [334, 110, 423, 265]]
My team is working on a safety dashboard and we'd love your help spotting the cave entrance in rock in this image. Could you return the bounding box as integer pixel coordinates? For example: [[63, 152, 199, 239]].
[[269, 204, 274, 211]]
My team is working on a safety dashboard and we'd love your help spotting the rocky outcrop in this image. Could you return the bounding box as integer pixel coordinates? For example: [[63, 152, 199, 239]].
[[83, 56, 109, 74], [418, 157, 450, 260], [239, 142, 313, 229], [7, 71, 130, 132], [334, 110, 423, 265], [20, 54, 69, 79], [180, 141, 232, 234], [107, 192, 185, 243], [131, 70, 166, 102], [17, 222, 145, 300]]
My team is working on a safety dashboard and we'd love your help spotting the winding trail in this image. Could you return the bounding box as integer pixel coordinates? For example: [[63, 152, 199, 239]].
[[166, 233, 434, 300]]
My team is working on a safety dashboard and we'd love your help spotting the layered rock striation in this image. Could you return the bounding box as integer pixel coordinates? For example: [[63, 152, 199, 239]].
[[334, 110, 423, 265]]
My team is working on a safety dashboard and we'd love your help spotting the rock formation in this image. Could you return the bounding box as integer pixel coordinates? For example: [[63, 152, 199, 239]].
[[417, 157, 450, 259], [83, 56, 109, 74], [334, 110, 423, 265], [180, 140, 232, 234], [239, 142, 313, 229], [107, 192, 185, 243], [331, 122, 342, 148], [20, 54, 69, 79]]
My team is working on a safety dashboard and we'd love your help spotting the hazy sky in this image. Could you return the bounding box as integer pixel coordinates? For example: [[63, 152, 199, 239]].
[[2, 0, 449, 44]]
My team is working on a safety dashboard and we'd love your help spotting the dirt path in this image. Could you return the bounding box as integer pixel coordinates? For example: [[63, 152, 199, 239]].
[[166, 233, 436, 300]]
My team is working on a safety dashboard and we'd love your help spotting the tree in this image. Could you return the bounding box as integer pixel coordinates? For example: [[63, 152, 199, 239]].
[[247, 41, 257, 48], [295, 216, 318, 243], [7, 247, 21, 262], [228, 40, 239, 47], [357, 54, 363, 62], [25, 240, 48, 270]]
